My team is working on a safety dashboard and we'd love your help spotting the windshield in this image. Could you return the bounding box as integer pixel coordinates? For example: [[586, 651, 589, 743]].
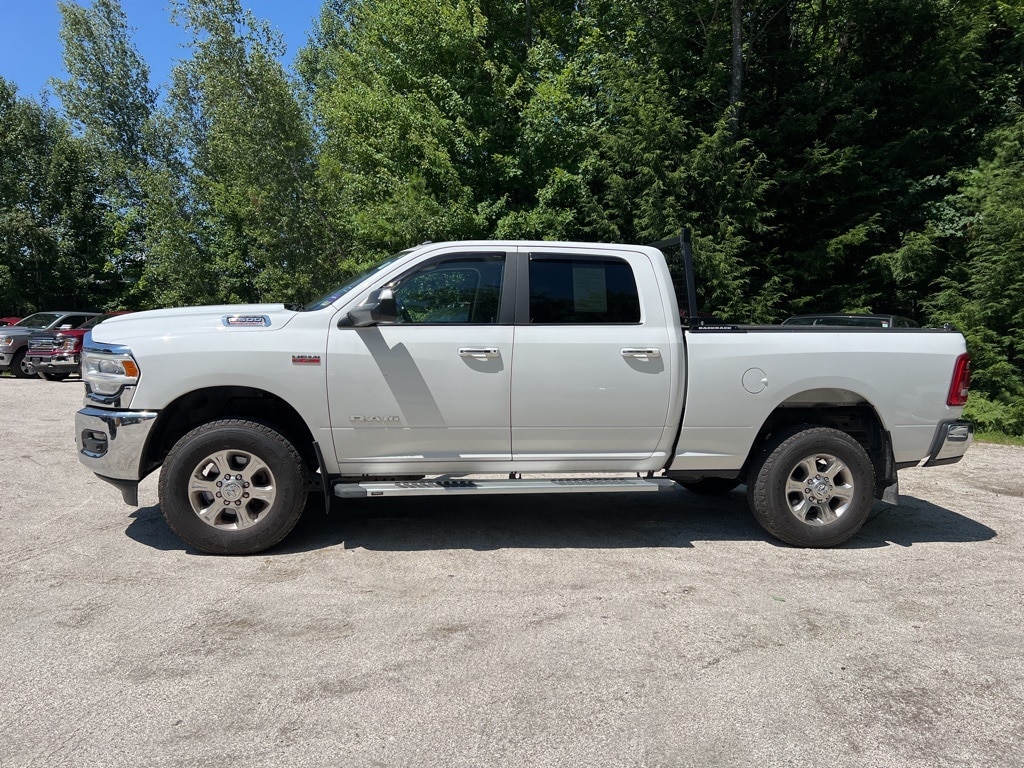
[[303, 250, 414, 311], [15, 313, 63, 329]]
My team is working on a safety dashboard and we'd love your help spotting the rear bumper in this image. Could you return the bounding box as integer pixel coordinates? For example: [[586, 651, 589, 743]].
[[922, 419, 974, 467], [76, 406, 159, 505]]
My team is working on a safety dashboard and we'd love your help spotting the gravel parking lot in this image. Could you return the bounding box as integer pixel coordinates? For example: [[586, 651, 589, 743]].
[[2, 377, 1022, 768]]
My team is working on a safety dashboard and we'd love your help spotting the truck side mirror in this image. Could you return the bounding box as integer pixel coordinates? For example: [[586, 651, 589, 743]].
[[346, 288, 399, 327]]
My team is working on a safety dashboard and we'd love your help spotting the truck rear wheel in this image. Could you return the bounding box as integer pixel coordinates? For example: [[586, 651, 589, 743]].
[[158, 419, 309, 555], [748, 426, 874, 547]]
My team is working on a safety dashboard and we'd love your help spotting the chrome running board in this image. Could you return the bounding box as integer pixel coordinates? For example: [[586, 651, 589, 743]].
[[333, 476, 676, 499]]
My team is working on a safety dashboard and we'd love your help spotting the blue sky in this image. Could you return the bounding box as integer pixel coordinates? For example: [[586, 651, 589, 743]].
[[0, 0, 324, 102]]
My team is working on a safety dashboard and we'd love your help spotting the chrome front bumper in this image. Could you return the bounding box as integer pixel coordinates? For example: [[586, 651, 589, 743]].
[[27, 354, 79, 374], [76, 406, 159, 505], [923, 419, 974, 467]]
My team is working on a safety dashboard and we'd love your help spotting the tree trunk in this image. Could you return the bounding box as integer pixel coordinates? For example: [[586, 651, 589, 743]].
[[729, 0, 743, 130]]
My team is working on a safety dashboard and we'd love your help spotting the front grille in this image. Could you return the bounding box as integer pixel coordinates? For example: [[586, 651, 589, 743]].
[[29, 338, 58, 352]]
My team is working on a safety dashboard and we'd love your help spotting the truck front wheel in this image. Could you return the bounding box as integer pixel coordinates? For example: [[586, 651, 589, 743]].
[[748, 426, 874, 548], [158, 419, 309, 555], [11, 349, 34, 378]]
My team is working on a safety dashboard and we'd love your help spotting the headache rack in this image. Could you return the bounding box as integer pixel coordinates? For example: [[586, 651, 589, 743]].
[[647, 228, 738, 332]]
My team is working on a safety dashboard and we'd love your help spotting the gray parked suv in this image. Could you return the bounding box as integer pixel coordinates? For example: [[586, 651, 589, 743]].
[[0, 312, 99, 378]]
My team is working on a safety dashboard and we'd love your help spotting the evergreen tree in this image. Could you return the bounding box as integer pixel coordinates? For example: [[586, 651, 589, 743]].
[[925, 111, 1024, 433]]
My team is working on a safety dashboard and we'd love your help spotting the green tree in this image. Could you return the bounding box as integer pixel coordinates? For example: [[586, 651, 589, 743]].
[[741, 0, 1020, 320], [140, 0, 321, 307], [925, 111, 1024, 433], [54, 0, 157, 302], [298, 0, 774, 316], [0, 78, 108, 314], [300, 0, 512, 270], [494, 2, 771, 318]]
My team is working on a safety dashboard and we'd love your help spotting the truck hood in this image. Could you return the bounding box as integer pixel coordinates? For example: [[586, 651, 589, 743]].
[[88, 304, 298, 345], [1, 328, 35, 340]]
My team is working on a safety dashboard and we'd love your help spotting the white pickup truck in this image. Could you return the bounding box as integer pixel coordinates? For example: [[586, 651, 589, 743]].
[[75, 238, 973, 554]]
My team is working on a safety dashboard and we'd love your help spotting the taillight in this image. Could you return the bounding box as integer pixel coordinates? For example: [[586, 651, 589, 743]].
[[947, 353, 970, 407]]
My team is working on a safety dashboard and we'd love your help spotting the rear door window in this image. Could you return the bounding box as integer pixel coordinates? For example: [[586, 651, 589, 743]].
[[526, 256, 641, 324]]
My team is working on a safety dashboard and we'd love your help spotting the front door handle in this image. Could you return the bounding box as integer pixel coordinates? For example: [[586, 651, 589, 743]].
[[621, 348, 661, 358], [459, 347, 500, 359]]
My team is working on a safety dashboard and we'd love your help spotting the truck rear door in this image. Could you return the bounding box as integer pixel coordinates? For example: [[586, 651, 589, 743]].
[[509, 247, 679, 468]]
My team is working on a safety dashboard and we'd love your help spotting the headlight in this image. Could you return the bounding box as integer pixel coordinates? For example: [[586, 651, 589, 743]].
[[0, 336, 13, 346], [81, 335, 140, 396], [58, 336, 78, 353]]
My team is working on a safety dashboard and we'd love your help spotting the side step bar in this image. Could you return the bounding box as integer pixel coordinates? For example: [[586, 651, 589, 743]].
[[334, 476, 677, 499]]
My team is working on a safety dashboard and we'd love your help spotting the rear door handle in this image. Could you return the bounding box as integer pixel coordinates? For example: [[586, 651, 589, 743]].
[[621, 348, 661, 358], [459, 347, 500, 359]]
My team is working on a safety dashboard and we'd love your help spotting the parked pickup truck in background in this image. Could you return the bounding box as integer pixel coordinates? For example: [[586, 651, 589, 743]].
[[26, 312, 129, 381], [75, 239, 973, 555], [1, 311, 99, 378]]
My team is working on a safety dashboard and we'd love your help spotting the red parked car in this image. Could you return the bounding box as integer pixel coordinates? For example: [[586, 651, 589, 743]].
[[0, 317, 21, 327], [25, 312, 130, 380]]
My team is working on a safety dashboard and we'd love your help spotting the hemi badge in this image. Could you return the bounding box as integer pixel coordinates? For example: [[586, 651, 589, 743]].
[[292, 355, 321, 366], [223, 314, 271, 327]]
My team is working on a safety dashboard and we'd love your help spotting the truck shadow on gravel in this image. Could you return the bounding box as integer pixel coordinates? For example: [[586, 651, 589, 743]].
[[124, 487, 996, 555]]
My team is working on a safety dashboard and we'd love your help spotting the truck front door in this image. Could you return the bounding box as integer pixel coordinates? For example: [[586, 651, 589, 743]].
[[327, 248, 514, 474]]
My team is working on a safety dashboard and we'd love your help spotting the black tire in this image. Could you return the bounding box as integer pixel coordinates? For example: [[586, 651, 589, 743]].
[[41, 372, 72, 381], [748, 425, 875, 548], [11, 349, 34, 379], [679, 477, 742, 495], [158, 419, 309, 555]]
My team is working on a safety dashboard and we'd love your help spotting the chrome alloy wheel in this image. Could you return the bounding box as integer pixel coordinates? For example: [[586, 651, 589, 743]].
[[784, 452, 855, 525], [187, 449, 276, 529]]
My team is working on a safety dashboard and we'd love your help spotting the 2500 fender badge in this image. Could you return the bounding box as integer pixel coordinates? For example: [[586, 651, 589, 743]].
[[291, 354, 321, 365], [222, 314, 271, 327]]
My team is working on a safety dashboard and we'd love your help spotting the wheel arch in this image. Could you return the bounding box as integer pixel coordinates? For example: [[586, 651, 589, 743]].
[[143, 386, 319, 477], [743, 389, 896, 499]]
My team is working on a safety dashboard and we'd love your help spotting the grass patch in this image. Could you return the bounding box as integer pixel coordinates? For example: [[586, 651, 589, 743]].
[[975, 431, 1024, 446]]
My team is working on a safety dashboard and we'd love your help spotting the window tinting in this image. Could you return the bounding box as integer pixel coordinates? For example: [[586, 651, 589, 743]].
[[528, 257, 640, 324]]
